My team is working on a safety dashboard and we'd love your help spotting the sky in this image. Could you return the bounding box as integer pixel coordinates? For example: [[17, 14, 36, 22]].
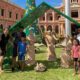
[[11, 0, 62, 9]]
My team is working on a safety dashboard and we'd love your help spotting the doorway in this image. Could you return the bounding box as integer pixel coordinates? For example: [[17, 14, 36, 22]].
[[71, 24, 79, 36]]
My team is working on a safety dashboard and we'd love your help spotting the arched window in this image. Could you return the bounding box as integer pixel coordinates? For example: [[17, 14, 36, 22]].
[[71, 10, 78, 18], [39, 15, 45, 21], [55, 12, 60, 20], [0, 24, 3, 29], [55, 25, 59, 33], [47, 13, 53, 21], [42, 16, 45, 21], [71, 0, 78, 3], [47, 25, 52, 31], [71, 0, 72, 2], [8, 25, 11, 29]]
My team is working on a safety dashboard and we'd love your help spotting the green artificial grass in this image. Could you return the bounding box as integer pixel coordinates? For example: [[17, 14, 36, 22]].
[[0, 46, 79, 80]]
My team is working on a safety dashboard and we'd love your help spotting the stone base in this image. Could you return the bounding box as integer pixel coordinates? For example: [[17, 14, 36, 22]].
[[47, 45, 56, 61], [48, 54, 56, 61], [60, 53, 73, 68]]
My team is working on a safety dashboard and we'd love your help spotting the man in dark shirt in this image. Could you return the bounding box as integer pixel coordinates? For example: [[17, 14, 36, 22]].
[[0, 28, 10, 73], [0, 28, 10, 56], [11, 27, 26, 71], [0, 33, 10, 56]]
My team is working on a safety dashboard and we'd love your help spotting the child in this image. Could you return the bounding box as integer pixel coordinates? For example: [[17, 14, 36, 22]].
[[17, 36, 28, 71], [71, 39, 80, 75]]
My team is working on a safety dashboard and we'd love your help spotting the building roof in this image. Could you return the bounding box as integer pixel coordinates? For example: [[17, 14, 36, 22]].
[[1, 0, 25, 10]]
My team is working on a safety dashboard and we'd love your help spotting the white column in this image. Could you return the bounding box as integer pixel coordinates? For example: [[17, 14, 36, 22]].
[[52, 11, 54, 21], [45, 13, 47, 22], [60, 24, 63, 35], [60, 23, 65, 36], [52, 25, 55, 32], [65, 0, 71, 37], [58, 24, 61, 36], [78, 9, 80, 18], [44, 25, 47, 31]]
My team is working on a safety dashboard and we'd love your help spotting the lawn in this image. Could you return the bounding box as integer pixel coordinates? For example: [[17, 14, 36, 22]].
[[0, 46, 79, 80]]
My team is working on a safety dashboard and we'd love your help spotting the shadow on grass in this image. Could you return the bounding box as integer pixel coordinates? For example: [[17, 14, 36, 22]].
[[4, 65, 35, 73], [3, 57, 74, 74], [36, 50, 46, 54], [37, 58, 61, 69], [36, 59, 74, 70], [3, 58, 61, 73]]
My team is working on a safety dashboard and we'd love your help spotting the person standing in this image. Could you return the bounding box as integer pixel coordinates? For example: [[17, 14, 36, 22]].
[[0, 28, 10, 73], [18, 36, 28, 71], [11, 27, 26, 71], [71, 39, 80, 75]]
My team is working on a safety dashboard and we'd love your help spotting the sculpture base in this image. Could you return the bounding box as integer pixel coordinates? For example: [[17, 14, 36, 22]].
[[61, 53, 73, 68]]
